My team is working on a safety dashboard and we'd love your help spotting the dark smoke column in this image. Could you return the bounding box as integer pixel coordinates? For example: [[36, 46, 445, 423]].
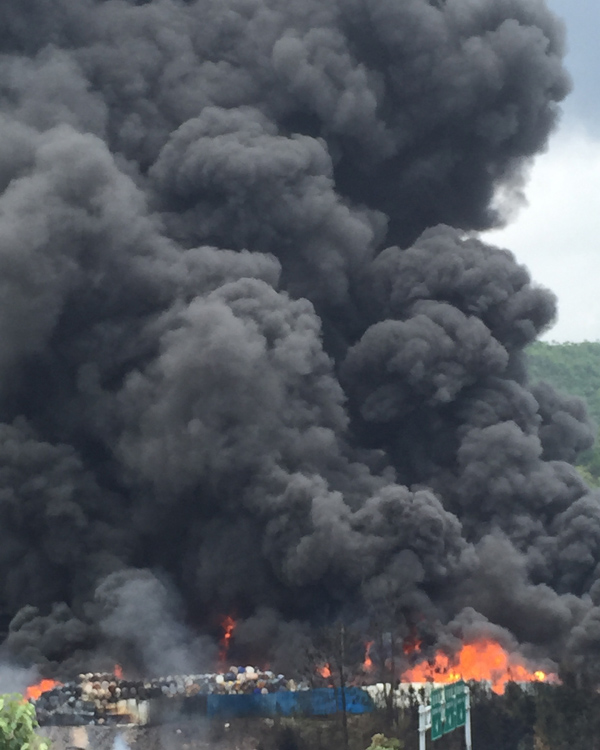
[[0, 0, 598, 680]]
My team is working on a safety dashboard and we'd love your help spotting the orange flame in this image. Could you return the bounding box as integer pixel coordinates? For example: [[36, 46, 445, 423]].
[[219, 615, 236, 662], [114, 664, 123, 679], [403, 635, 422, 655], [401, 638, 556, 694], [363, 641, 374, 672], [25, 679, 62, 701], [318, 664, 332, 679]]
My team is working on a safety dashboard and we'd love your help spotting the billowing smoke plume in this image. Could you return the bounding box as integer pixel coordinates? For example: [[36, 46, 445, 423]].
[[0, 0, 597, 679]]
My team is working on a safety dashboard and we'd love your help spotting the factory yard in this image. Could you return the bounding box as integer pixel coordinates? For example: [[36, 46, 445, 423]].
[[41, 714, 386, 750], [42, 722, 261, 750]]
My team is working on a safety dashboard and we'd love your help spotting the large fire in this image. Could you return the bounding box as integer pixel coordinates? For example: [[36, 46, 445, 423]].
[[22, 636, 556, 705], [401, 638, 557, 694], [25, 679, 62, 701]]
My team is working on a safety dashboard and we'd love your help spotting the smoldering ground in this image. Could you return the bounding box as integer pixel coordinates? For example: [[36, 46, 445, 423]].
[[0, 0, 598, 680]]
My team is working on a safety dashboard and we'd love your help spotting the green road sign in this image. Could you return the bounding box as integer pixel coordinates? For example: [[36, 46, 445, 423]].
[[455, 681, 466, 727], [445, 682, 464, 701], [431, 688, 444, 741], [444, 699, 457, 733], [431, 704, 444, 740], [430, 684, 468, 740], [443, 684, 457, 734]]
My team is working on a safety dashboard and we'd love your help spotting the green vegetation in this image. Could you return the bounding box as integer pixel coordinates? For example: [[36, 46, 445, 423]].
[[0, 694, 49, 750], [262, 683, 600, 750], [526, 341, 600, 485], [469, 680, 600, 750], [527, 342, 600, 425]]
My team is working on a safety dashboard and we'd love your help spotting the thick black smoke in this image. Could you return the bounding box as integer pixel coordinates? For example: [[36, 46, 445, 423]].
[[0, 0, 598, 679]]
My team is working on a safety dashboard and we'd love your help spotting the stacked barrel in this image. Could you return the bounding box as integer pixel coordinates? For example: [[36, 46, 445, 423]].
[[33, 673, 150, 726], [31, 668, 304, 726]]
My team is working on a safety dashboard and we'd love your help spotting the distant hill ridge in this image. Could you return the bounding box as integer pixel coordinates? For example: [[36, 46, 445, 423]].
[[527, 341, 600, 426], [527, 341, 600, 484]]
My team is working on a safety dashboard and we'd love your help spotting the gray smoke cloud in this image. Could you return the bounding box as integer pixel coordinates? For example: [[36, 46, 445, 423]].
[[0, 662, 37, 695], [0, 0, 597, 680]]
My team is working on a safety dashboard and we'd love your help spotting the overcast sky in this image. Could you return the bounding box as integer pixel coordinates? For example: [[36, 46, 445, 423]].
[[482, 0, 600, 343]]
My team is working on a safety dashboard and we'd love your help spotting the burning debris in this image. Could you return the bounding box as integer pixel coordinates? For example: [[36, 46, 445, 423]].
[[29, 668, 303, 726], [401, 639, 558, 695], [218, 617, 237, 665], [31, 672, 167, 727], [26, 636, 559, 727], [25, 678, 63, 702]]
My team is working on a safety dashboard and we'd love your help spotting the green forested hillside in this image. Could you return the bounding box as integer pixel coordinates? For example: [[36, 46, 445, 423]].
[[527, 342, 600, 426], [526, 341, 600, 484]]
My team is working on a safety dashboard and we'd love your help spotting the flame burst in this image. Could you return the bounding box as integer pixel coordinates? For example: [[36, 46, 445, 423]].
[[363, 641, 374, 672], [219, 615, 237, 662], [401, 639, 556, 694], [318, 664, 332, 679], [114, 664, 123, 679], [403, 635, 422, 655], [25, 679, 62, 701]]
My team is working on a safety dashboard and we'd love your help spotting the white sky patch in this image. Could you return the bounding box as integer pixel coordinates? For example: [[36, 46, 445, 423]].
[[482, 123, 600, 343]]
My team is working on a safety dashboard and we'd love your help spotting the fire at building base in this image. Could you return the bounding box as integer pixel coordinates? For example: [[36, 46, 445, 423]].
[[21, 636, 563, 750], [28, 674, 551, 727], [22, 637, 556, 728], [34, 681, 552, 750]]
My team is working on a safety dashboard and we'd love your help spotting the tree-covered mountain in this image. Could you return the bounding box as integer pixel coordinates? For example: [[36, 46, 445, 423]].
[[527, 342, 600, 425], [527, 341, 600, 484]]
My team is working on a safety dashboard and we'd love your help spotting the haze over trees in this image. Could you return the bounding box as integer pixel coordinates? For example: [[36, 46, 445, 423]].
[[527, 341, 600, 485]]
